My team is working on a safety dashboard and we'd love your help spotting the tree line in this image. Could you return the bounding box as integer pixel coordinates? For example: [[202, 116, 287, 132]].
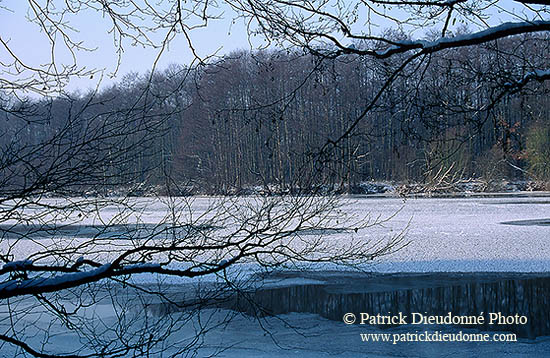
[[2, 31, 549, 195]]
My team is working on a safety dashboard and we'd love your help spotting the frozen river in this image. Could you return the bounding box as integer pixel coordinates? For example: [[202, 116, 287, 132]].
[[2, 195, 550, 273], [345, 195, 550, 272], [2, 195, 550, 357]]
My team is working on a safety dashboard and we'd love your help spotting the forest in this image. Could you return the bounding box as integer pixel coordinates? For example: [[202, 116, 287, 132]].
[[2, 30, 550, 195]]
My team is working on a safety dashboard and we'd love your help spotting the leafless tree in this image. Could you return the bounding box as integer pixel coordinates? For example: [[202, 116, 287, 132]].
[[0, 85, 407, 358]]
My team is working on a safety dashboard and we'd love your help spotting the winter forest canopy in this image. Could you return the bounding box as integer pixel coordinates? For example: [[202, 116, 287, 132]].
[[2, 31, 550, 195], [1, 1, 550, 196]]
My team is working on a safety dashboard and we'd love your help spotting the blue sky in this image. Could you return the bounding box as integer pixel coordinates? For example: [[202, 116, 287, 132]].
[[1, 1, 253, 94], [0, 0, 542, 95]]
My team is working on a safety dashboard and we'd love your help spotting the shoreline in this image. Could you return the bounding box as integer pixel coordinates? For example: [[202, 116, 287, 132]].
[[258, 270, 550, 292]]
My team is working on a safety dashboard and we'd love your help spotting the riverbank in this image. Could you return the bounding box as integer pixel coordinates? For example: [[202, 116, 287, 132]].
[[44, 179, 550, 197]]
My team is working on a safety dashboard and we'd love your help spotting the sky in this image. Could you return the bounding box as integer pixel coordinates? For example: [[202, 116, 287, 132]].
[[0, 0, 543, 95], [1, 1, 255, 94]]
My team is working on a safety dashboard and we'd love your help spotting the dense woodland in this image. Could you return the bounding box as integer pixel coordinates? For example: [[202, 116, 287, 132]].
[[2, 31, 550, 194]]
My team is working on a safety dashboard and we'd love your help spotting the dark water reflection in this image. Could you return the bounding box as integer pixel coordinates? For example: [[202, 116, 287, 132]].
[[228, 273, 550, 338], [501, 219, 550, 226], [0, 223, 219, 239]]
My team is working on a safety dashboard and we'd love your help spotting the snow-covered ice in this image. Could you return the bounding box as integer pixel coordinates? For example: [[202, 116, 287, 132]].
[[2, 195, 550, 356], [345, 196, 550, 272], [3, 195, 550, 272]]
